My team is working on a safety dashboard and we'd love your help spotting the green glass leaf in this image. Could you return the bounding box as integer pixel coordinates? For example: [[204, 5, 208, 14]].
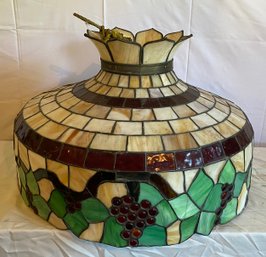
[[26, 171, 39, 195], [48, 190, 67, 218], [101, 217, 127, 247], [32, 195, 50, 220], [180, 212, 200, 242], [21, 187, 29, 206], [188, 169, 214, 207], [220, 198, 237, 224], [197, 212, 216, 235], [155, 200, 177, 227], [139, 225, 166, 246], [169, 194, 199, 220], [233, 173, 247, 197], [218, 161, 235, 184], [81, 198, 109, 223], [247, 166, 252, 189], [18, 167, 26, 188], [64, 211, 88, 236], [138, 183, 163, 206], [203, 184, 222, 212]]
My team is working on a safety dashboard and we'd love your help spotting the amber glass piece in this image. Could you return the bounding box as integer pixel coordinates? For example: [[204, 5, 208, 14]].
[[85, 151, 115, 170], [175, 150, 203, 170], [202, 142, 224, 164], [147, 153, 175, 172], [115, 153, 145, 172]]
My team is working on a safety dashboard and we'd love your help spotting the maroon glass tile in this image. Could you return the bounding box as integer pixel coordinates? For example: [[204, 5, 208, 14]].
[[202, 142, 224, 164], [175, 150, 203, 170], [24, 129, 43, 151], [124, 98, 142, 109], [15, 120, 30, 143], [85, 151, 115, 170], [58, 144, 87, 167], [150, 174, 178, 199], [141, 98, 161, 108], [107, 96, 125, 107], [115, 153, 145, 172], [222, 137, 241, 156], [159, 97, 177, 107], [14, 112, 23, 132], [245, 121, 254, 141], [235, 129, 250, 149], [37, 138, 62, 159], [147, 153, 175, 172]]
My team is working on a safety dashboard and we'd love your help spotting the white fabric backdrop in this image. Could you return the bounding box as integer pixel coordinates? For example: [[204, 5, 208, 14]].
[[0, 0, 266, 143]]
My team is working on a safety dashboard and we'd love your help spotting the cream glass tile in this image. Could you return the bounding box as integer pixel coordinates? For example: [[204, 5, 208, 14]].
[[58, 88, 72, 96], [144, 121, 172, 135], [37, 121, 67, 139], [117, 75, 129, 88], [204, 160, 226, 184], [108, 74, 120, 86], [208, 108, 228, 122], [192, 127, 224, 146], [59, 97, 80, 109], [159, 172, 184, 194], [176, 81, 188, 92], [71, 101, 94, 114], [132, 109, 155, 121], [184, 169, 198, 191], [153, 107, 177, 120], [197, 97, 214, 108], [141, 76, 152, 88], [85, 119, 115, 133], [46, 108, 71, 123], [91, 134, 127, 151], [107, 87, 122, 97], [26, 112, 49, 130], [214, 121, 239, 138], [89, 83, 102, 92], [216, 102, 230, 114], [40, 96, 55, 106], [69, 166, 96, 192], [170, 119, 198, 133], [97, 182, 127, 208], [237, 183, 248, 215], [127, 136, 163, 152], [59, 129, 94, 148], [199, 91, 214, 102], [47, 159, 68, 188], [216, 97, 228, 105], [107, 108, 131, 121], [41, 101, 59, 114], [151, 75, 163, 88], [161, 87, 175, 96], [149, 88, 163, 98], [90, 39, 112, 62], [80, 223, 104, 242], [143, 40, 174, 64], [172, 105, 196, 118], [114, 122, 142, 135], [136, 89, 149, 98], [245, 143, 253, 170], [96, 71, 106, 82], [28, 151, 45, 171], [160, 73, 171, 86], [108, 41, 140, 64], [38, 179, 54, 202], [85, 78, 97, 88], [18, 142, 30, 170], [23, 104, 39, 118], [24, 96, 42, 108], [167, 220, 180, 245], [170, 85, 183, 95], [57, 92, 73, 103], [231, 106, 246, 119], [129, 76, 140, 89], [163, 134, 198, 151], [188, 101, 208, 114], [120, 88, 134, 98], [48, 213, 67, 230], [228, 112, 246, 129], [231, 151, 245, 172], [86, 105, 111, 119], [136, 29, 162, 46], [101, 72, 112, 85], [96, 85, 111, 95], [192, 113, 217, 128], [62, 113, 90, 129], [167, 72, 177, 84]]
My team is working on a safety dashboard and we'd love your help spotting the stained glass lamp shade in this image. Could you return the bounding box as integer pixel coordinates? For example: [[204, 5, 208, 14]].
[[14, 23, 253, 247]]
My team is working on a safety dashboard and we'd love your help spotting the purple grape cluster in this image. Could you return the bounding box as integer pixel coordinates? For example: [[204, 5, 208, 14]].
[[110, 195, 158, 247]]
